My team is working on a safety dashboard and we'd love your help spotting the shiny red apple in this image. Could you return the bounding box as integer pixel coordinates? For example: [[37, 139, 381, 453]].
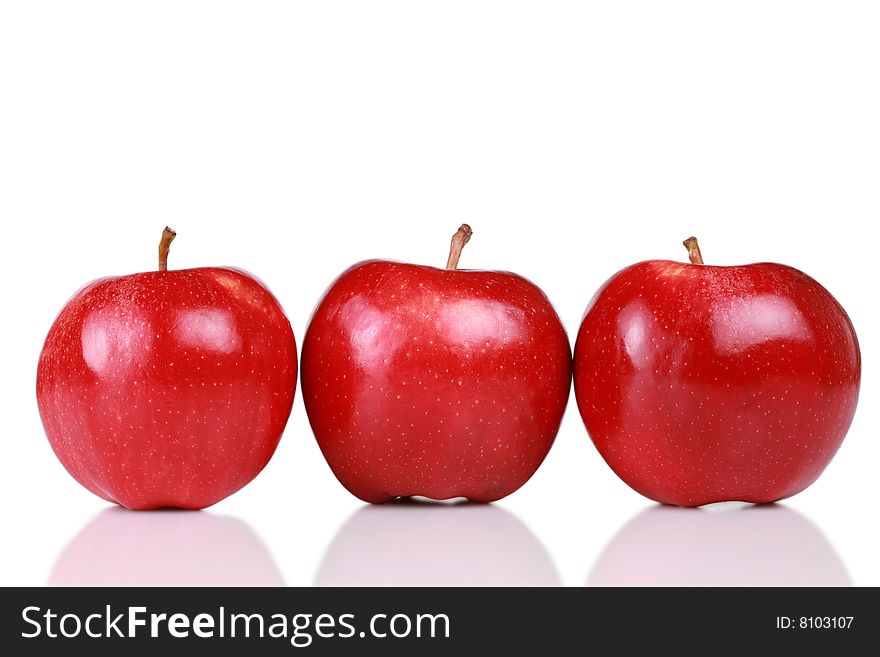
[[302, 225, 571, 503], [37, 228, 297, 510], [574, 237, 860, 506]]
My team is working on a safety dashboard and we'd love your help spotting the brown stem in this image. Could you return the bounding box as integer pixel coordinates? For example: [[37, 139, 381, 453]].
[[445, 224, 473, 270], [682, 236, 704, 265], [159, 226, 177, 271]]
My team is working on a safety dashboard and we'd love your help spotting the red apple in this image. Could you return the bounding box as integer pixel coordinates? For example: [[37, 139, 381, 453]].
[[302, 225, 571, 503], [37, 228, 297, 510], [573, 237, 860, 507]]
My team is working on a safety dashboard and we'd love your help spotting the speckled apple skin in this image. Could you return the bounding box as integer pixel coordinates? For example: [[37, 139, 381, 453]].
[[37, 267, 297, 510], [574, 260, 861, 507], [302, 260, 572, 503]]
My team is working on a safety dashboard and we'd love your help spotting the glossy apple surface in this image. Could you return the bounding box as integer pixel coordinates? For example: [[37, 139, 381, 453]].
[[302, 226, 571, 503], [37, 229, 297, 510], [574, 239, 860, 506]]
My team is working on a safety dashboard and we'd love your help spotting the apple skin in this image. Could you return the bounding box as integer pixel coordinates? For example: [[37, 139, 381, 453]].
[[37, 266, 297, 510], [574, 260, 860, 507], [301, 260, 571, 503]]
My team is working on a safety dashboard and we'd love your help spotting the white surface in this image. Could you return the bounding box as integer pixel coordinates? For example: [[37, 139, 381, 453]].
[[1, 1, 877, 587]]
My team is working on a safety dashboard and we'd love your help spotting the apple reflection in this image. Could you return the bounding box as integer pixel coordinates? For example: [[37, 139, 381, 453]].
[[50, 508, 284, 586], [315, 500, 560, 586], [587, 503, 850, 586]]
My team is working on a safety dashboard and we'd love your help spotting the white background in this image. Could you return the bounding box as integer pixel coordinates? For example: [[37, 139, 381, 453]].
[[1, 1, 877, 587]]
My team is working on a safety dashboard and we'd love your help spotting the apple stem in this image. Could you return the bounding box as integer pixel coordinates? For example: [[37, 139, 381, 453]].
[[159, 227, 177, 271], [683, 236, 704, 265], [446, 224, 473, 270]]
